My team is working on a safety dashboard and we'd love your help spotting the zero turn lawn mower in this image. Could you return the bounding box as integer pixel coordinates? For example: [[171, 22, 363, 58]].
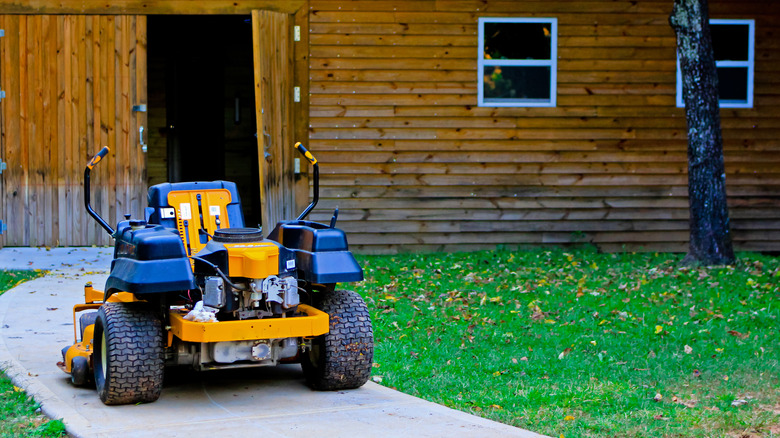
[[57, 143, 373, 405]]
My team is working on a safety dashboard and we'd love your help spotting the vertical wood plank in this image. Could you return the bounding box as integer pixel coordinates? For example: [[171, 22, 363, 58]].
[[0, 16, 21, 246], [28, 16, 40, 246], [0, 14, 5, 248], [115, 14, 128, 222], [89, 15, 100, 246], [135, 15, 148, 218], [251, 10, 267, 232], [59, 16, 71, 246], [252, 9, 294, 233], [46, 15, 60, 246], [128, 15, 137, 217], [105, 16, 116, 246], [293, 5, 310, 215], [52, 15, 68, 246], [75, 15, 89, 245]]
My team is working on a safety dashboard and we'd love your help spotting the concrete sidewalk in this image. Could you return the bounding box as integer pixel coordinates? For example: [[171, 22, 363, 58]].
[[0, 248, 548, 438]]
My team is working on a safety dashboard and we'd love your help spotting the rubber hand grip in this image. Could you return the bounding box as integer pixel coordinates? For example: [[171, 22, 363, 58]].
[[87, 146, 110, 170], [294, 142, 318, 165]]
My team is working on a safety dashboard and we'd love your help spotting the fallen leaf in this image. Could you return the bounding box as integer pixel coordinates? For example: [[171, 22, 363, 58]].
[[684, 345, 693, 354], [727, 330, 749, 339], [371, 376, 383, 383], [654, 325, 663, 334], [648, 350, 657, 359], [12, 386, 22, 392], [693, 369, 701, 378], [520, 356, 529, 362], [558, 348, 573, 360], [653, 393, 663, 402], [564, 415, 575, 421], [489, 404, 503, 410], [731, 399, 749, 407], [511, 358, 518, 364], [653, 414, 667, 420], [46, 307, 58, 311]]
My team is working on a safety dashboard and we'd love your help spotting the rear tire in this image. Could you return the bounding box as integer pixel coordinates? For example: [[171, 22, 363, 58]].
[[302, 290, 373, 390], [93, 302, 164, 405]]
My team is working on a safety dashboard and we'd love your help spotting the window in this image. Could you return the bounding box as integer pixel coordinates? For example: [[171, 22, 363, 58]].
[[478, 17, 558, 107], [676, 19, 755, 108]]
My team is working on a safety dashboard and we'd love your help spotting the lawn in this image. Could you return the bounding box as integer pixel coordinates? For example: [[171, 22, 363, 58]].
[[354, 248, 780, 438], [0, 269, 66, 438]]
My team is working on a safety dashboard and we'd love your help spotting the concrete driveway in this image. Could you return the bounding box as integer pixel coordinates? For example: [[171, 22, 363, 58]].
[[0, 248, 548, 438]]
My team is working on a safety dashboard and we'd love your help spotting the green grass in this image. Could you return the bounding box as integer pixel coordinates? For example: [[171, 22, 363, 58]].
[[355, 248, 780, 438], [0, 269, 66, 438]]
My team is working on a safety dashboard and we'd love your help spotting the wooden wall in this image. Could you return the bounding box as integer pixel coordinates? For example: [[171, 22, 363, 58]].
[[306, 0, 780, 253], [0, 15, 146, 247]]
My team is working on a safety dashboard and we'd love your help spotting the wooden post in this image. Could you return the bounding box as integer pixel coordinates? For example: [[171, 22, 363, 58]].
[[252, 9, 294, 234]]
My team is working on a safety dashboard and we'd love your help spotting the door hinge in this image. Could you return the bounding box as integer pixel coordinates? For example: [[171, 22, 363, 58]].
[[132, 104, 147, 112], [0, 29, 4, 37], [294, 26, 301, 42], [294, 86, 301, 102], [0, 160, 6, 174], [0, 220, 6, 234]]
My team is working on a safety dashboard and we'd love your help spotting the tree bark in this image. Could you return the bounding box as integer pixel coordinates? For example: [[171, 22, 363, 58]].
[[670, 0, 735, 265]]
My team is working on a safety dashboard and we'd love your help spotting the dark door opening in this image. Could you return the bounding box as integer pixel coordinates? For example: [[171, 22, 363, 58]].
[[147, 15, 261, 227]]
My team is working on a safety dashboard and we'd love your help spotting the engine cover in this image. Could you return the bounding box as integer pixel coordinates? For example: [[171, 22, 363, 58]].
[[193, 229, 297, 279]]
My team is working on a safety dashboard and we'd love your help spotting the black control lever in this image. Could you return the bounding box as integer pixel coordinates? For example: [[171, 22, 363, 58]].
[[294, 142, 319, 221], [84, 146, 115, 235], [330, 208, 339, 228]]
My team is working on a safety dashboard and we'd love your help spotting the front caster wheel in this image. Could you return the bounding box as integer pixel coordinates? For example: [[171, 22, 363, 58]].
[[302, 290, 373, 390], [70, 356, 90, 386], [93, 302, 164, 405]]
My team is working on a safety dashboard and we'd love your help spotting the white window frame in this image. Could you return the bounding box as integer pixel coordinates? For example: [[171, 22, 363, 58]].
[[478, 17, 558, 107], [676, 19, 755, 108]]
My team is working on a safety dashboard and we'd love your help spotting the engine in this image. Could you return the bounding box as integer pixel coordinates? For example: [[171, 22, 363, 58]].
[[190, 227, 301, 321]]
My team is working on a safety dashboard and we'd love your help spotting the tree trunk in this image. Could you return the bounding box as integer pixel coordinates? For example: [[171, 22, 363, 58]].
[[670, 0, 735, 265]]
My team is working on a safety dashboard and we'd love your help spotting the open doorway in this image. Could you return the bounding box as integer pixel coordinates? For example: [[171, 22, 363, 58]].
[[146, 15, 261, 227]]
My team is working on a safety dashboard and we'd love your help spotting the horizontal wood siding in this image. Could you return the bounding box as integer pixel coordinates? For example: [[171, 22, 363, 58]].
[[0, 15, 146, 247], [307, 0, 780, 253]]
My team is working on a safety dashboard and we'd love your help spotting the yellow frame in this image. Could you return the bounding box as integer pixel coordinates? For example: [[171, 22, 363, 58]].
[[62, 285, 329, 373], [169, 304, 328, 343]]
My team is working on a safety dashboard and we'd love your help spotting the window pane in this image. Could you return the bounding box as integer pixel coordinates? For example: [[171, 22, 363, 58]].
[[484, 22, 552, 60], [717, 67, 748, 101], [712, 24, 749, 61], [483, 66, 551, 100]]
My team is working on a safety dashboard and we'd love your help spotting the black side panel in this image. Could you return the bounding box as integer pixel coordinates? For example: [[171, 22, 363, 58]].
[[107, 223, 197, 294], [268, 221, 363, 284], [294, 250, 363, 284], [268, 221, 348, 252], [106, 258, 196, 294]]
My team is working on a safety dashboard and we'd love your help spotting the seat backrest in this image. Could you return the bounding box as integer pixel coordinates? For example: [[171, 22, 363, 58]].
[[146, 181, 245, 256]]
